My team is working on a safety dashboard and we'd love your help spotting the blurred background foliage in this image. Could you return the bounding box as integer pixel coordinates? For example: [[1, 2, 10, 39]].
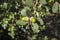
[[0, 0, 60, 40]]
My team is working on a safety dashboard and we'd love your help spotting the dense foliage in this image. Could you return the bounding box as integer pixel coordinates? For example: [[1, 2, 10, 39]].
[[0, 0, 60, 40]]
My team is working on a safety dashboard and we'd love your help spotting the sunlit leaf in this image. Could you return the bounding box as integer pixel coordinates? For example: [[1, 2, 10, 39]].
[[52, 2, 58, 13], [21, 9, 27, 16], [16, 20, 27, 26], [39, 0, 47, 4]]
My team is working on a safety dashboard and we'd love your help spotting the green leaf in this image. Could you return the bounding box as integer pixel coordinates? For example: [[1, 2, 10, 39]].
[[21, 9, 27, 16], [31, 35, 37, 40], [9, 12, 14, 20], [21, 7, 31, 16], [39, 0, 47, 4], [24, 7, 32, 17], [2, 2, 8, 9], [32, 23, 40, 33], [1, 18, 8, 29], [26, 25, 29, 29], [1, 24, 7, 29], [40, 12, 46, 17], [8, 25, 15, 39], [2, 18, 8, 24], [25, 0, 33, 7], [16, 20, 27, 26], [24, 7, 31, 11], [46, 12, 50, 16], [45, 6, 50, 12], [40, 25, 45, 31], [44, 36, 48, 40], [37, 17, 44, 25], [52, 2, 58, 13]]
